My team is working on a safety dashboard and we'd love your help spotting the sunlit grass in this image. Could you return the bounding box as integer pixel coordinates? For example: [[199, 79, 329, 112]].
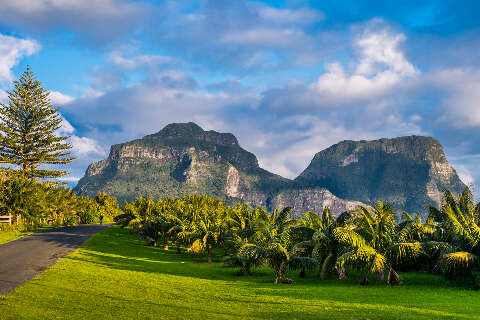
[[1, 226, 479, 319], [0, 229, 31, 244], [0, 225, 58, 245]]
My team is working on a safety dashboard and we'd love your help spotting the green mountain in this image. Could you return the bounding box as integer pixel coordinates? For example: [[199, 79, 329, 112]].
[[75, 124, 465, 217], [296, 136, 466, 216], [75, 122, 361, 215]]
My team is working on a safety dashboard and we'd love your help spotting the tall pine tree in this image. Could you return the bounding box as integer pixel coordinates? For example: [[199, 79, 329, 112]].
[[0, 66, 74, 179]]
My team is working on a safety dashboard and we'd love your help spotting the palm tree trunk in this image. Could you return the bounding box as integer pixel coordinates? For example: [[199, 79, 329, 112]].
[[274, 262, 285, 284], [320, 253, 334, 280], [377, 270, 385, 282], [386, 266, 402, 285], [337, 266, 348, 280], [244, 264, 252, 276], [176, 243, 181, 254], [207, 245, 213, 263], [274, 269, 280, 284], [299, 267, 305, 278], [361, 257, 376, 286], [163, 234, 169, 250]]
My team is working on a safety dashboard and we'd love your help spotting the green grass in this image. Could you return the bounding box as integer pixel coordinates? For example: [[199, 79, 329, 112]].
[[1, 226, 479, 320], [0, 225, 59, 245], [0, 228, 30, 244]]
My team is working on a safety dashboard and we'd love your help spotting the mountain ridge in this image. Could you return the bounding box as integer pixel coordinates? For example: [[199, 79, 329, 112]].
[[75, 123, 465, 217], [296, 135, 466, 215]]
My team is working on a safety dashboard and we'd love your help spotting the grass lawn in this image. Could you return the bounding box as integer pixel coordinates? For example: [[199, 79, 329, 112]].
[[1, 226, 479, 320], [0, 229, 31, 244], [0, 225, 60, 245]]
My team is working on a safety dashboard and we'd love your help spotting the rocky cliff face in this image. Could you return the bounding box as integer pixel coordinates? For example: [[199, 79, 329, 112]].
[[75, 122, 358, 216], [296, 136, 466, 216], [76, 125, 465, 218], [270, 188, 364, 215]]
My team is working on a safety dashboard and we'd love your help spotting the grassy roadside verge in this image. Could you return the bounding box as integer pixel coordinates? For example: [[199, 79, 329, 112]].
[[0, 225, 59, 245], [0, 228, 31, 244], [1, 226, 479, 320]]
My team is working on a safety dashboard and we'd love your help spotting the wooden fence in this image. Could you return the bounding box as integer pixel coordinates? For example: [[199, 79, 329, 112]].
[[0, 215, 11, 224]]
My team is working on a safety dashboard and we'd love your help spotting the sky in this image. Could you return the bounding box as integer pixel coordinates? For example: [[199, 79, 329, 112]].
[[0, 0, 479, 197]]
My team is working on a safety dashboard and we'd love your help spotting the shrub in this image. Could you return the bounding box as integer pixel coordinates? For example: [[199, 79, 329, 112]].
[[63, 215, 77, 226], [78, 210, 98, 224], [114, 212, 136, 228]]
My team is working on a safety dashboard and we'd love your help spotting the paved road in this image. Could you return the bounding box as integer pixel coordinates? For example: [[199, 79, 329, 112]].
[[0, 224, 111, 295]]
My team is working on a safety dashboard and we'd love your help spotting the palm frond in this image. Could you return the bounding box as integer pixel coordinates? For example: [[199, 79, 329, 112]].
[[442, 251, 478, 275], [289, 256, 319, 271], [388, 242, 422, 264], [333, 226, 366, 248]]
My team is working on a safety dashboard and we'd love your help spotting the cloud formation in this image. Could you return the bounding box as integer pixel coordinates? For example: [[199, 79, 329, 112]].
[[0, 35, 39, 85], [0, 1, 479, 197], [0, 0, 150, 42]]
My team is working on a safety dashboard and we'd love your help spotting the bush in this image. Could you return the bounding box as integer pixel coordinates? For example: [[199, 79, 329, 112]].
[[63, 215, 77, 226], [78, 210, 98, 224], [114, 212, 136, 228]]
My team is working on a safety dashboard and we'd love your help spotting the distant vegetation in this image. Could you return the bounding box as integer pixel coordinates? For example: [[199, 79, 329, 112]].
[[0, 170, 122, 230], [117, 187, 480, 288]]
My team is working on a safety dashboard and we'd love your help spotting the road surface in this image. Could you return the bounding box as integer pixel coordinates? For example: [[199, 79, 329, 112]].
[[0, 224, 110, 295]]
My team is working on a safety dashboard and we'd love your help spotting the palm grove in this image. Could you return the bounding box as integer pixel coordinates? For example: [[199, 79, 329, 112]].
[[116, 189, 480, 287], [1, 68, 480, 288], [0, 67, 121, 227]]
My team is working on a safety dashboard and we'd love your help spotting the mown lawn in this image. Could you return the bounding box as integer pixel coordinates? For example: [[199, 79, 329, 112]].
[[0, 225, 59, 245], [0, 229, 31, 244], [1, 226, 479, 320]]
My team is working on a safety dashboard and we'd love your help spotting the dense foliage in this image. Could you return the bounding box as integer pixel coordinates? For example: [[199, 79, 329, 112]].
[[0, 171, 122, 229], [120, 187, 480, 287]]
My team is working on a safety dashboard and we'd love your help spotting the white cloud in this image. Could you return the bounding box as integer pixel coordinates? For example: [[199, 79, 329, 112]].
[[109, 51, 176, 70], [57, 176, 81, 182], [58, 116, 75, 135], [0, 34, 39, 84], [220, 27, 308, 47], [310, 25, 418, 104], [456, 165, 475, 187], [49, 91, 74, 106], [1, 0, 134, 17], [0, 0, 149, 40], [409, 114, 422, 122], [82, 88, 105, 99], [70, 136, 105, 156], [57, 116, 105, 157], [430, 68, 480, 127], [256, 6, 323, 25], [355, 29, 417, 77]]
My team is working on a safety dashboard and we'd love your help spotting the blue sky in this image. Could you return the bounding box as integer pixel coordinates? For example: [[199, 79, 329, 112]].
[[0, 0, 479, 197]]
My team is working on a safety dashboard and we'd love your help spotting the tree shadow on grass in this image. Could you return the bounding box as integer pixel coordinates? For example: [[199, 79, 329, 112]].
[[70, 226, 275, 285], [74, 226, 478, 304]]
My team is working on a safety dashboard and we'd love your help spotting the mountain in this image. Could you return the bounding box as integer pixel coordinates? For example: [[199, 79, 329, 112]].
[[75, 125, 465, 217], [75, 122, 360, 216], [296, 136, 466, 216]]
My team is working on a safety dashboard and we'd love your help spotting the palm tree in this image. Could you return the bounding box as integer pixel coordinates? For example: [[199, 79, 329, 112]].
[[252, 207, 317, 284], [169, 198, 193, 254], [224, 205, 268, 275], [304, 208, 349, 279], [189, 196, 227, 263], [334, 202, 419, 285], [427, 188, 480, 280]]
